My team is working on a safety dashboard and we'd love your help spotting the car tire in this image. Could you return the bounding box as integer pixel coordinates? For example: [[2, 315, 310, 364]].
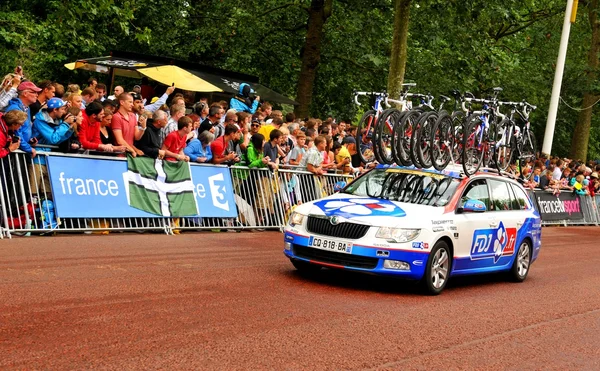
[[422, 240, 452, 295], [291, 259, 322, 274], [509, 240, 531, 282]]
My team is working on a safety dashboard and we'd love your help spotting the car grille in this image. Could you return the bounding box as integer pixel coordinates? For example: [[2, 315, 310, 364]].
[[306, 216, 370, 239], [293, 244, 379, 270], [293, 244, 379, 269]]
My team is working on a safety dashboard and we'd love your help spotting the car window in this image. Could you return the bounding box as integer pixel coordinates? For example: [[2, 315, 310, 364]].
[[488, 179, 514, 211], [342, 169, 459, 206], [510, 183, 532, 210], [459, 179, 490, 210]]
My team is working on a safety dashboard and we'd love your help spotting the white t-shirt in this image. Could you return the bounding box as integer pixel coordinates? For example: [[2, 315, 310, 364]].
[[552, 166, 562, 181]]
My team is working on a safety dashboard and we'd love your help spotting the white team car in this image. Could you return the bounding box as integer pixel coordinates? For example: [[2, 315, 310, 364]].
[[283, 166, 542, 294]]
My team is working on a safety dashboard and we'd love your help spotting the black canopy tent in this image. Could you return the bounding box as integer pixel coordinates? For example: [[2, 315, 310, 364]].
[[64, 50, 298, 105]]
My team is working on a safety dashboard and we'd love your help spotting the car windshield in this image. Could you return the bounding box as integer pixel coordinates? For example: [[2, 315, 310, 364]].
[[341, 168, 460, 207]]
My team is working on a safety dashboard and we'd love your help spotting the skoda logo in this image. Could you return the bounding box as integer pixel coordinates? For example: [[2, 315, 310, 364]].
[[330, 216, 340, 225]]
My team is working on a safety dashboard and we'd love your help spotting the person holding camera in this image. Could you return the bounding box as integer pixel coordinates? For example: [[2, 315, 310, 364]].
[[29, 98, 77, 198], [229, 83, 260, 114], [0, 110, 27, 158]]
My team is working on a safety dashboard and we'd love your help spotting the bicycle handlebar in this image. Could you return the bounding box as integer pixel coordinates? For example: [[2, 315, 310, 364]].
[[354, 91, 387, 106]]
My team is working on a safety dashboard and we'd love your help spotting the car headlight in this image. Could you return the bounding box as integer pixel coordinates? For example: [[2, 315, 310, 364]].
[[376, 227, 420, 243], [289, 212, 306, 226]]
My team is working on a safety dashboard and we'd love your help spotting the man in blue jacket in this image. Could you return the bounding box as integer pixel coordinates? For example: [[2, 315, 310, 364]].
[[229, 83, 260, 114], [30, 98, 76, 198], [5, 81, 41, 158]]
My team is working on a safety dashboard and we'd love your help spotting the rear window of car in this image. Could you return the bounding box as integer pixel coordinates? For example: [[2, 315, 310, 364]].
[[342, 169, 459, 206]]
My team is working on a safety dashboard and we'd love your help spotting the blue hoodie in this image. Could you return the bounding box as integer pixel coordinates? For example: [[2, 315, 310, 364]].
[[4, 97, 34, 153], [31, 110, 74, 165], [229, 83, 259, 114]]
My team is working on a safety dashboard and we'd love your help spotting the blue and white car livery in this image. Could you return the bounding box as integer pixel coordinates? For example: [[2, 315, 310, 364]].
[[283, 167, 542, 294]]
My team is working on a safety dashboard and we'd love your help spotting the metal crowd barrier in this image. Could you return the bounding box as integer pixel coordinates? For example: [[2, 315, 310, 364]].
[[0, 151, 356, 237], [527, 189, 600, 227], [3, 149, 600, 238]]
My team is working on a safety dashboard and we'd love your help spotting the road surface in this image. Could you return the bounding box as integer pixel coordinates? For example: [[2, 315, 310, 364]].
[[1, 227, 599, 369]]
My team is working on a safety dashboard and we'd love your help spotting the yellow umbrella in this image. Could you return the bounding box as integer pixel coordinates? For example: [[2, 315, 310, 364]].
[[137, 65, 222, 92]]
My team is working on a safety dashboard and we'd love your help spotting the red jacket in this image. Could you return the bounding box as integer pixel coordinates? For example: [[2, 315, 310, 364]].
[[79, 114, 102, 150], [0, 113, 15, 159]]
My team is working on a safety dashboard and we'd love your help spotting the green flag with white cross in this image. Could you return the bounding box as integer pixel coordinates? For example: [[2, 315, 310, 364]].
[[124, 156, 198, 217]]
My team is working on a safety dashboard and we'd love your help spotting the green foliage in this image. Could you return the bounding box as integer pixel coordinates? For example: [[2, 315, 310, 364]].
[[0, 0, 597, 157]]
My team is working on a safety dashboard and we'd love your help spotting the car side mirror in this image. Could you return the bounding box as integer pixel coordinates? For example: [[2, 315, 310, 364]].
[[462, 199, 487, 213]]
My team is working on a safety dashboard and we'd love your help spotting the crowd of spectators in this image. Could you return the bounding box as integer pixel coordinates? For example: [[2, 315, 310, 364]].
[[0, 67, 371, 174], [4, 66, 600, 230], [0, 66, 375, 228], [512, 156, 600, 198]]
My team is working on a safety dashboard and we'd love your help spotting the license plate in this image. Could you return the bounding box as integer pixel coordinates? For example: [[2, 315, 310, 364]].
[[308, 236, 353, 254]]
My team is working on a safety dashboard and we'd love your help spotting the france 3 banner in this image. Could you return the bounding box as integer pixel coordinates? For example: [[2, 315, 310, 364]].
[[46, 155, 238, 218], [532, 190, 584, 221]]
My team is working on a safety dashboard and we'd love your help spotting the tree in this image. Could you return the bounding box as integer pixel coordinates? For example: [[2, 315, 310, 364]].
[[295, 0, 333, 118], [570, 0, 600, 160], [387, 0, 412, 99]]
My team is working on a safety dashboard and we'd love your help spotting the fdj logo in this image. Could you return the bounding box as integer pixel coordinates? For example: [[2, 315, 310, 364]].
[[470, 222, 516, 263]]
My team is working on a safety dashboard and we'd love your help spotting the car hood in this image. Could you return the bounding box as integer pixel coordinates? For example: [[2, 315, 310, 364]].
[[295, 193, 445, 228]]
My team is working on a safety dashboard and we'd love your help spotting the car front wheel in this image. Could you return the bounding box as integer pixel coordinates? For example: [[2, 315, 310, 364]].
[[509, 240, 531, 282], [422, 240, 452, 295]]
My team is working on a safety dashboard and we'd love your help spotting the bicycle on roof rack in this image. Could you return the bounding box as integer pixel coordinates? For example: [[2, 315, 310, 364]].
[[354, 91, 388, 164], [351, 84, 537, 179], [461, 87, 504, 176]]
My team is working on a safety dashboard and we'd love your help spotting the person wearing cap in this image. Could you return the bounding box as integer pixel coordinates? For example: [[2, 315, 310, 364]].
[[229, 83, 260, 114], [29, 80, 55, 118], [5, 80, 42, 158], [30, 97, 76, 196], [211, 123, 241, 165]]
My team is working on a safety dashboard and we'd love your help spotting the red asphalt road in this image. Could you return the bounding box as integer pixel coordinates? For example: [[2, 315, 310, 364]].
[[0, 227, 599, 370]]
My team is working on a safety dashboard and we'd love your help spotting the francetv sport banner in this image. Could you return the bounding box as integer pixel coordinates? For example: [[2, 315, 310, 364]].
[[46, 155, 238, 218], [531, 190, 584, 221]]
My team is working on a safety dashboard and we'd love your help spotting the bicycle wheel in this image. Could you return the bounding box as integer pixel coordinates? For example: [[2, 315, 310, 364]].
[[411, 111, 435, 168], [376, 108, 399, 165], [396, 110, 421, 167], [451, 111, 466, 165], [520, 129, 537, 160], [430, 111, 453, 171], [416, 111, 437, 169], [356, 110, 377, 164], [390, 111, 407, 166], [494, 118, 516, 172], [462, 114, 485, 176]]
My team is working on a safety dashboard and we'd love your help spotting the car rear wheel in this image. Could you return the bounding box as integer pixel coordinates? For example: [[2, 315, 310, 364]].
[[509, 240, 531, 282], [291, 259, 322, 274], [422, 240, 451, 295]]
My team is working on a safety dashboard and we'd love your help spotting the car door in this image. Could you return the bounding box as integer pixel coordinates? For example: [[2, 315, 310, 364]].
[[452, 178, 495, 274], [484, 178, 520, 269]]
